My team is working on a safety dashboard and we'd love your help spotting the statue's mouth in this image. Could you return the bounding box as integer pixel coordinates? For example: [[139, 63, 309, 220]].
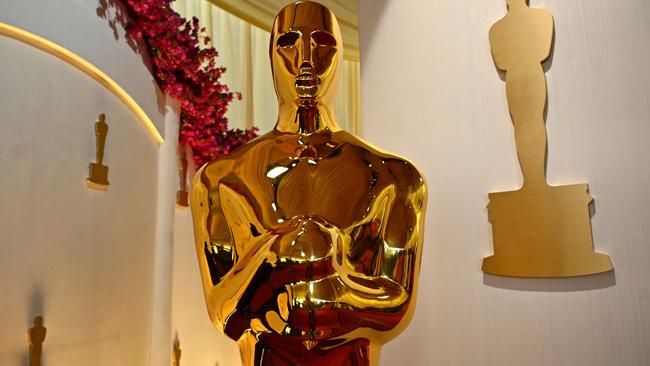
[[295, 73, 321, 88]]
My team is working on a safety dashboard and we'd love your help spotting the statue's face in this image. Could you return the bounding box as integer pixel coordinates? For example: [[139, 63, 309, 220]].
[[270, 1, 342, 104]]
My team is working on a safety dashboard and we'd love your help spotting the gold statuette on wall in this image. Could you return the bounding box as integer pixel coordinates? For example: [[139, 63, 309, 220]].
[[482, 0, 613, 277], [29, 316, 46, 366], [190, 1, 427, 365], [86, 113, 110, 190], [172, 339, 182, 366], [177, 150, 189, 207]]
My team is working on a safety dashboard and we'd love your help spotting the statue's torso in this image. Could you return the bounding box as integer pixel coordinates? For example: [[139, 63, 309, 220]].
[[191, 129, 426, 366], [199, 130, 423, 250]]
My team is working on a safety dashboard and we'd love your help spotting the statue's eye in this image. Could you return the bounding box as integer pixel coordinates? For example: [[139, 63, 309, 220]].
[[311, 31, 336, 47], [250, 224, 261, 237], [277, 31, 300, 47]]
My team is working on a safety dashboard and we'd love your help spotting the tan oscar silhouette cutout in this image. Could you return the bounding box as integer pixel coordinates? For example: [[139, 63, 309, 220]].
[[177, 150, 189, 207], [482, 0, 613, 277], [86, 113, 110, 190], [190, 2, 427, 365], [29, 316, 46, 366], [172, 339, 182, 366]]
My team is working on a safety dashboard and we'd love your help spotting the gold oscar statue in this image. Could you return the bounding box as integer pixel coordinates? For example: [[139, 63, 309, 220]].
[[190, 2, 427, 365], [172, 339, 182, 366], [86, 113, 109, 190], [177, 150, 189, 207], [29, 316, 46, 366], [482, 0, 613, 277]]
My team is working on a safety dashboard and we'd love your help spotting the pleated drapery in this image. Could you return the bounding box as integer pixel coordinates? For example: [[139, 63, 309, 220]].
[[173, 0, 362, 135]]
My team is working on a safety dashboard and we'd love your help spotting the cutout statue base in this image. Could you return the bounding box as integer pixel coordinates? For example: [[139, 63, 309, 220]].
[[483, 183, 613, 277]]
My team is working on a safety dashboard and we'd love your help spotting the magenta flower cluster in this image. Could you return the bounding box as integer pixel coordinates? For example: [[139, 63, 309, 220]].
[[122, 0, 258, 167]]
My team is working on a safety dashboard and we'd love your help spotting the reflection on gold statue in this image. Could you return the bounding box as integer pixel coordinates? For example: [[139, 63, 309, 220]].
[[29, 316, 46, 366], [482, 0, 613, 277], [190, 1, 427, 365], [86, 113, 110, 190], [177, 150, 189, 207]]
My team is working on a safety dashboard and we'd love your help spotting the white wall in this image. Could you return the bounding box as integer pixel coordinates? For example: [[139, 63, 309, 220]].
[[0, 1, 173, 365], [0, 0, 165, 132], [358, 1, 650, 365]]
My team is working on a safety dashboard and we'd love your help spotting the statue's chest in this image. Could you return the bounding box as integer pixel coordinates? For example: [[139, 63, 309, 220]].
[[264, 149, 375, 227]]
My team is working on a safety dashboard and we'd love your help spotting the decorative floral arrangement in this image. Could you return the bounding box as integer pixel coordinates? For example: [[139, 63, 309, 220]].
[[117, 0, 258, 166]]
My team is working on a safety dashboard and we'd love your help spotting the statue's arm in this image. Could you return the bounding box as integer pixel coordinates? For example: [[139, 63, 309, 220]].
[[380, 162, 427, 291], [489, 21, 509, 71], [343, 159, 427, 293], [190, 166, 221, 296], [190, 165, 241, 328], [191, 167, 277, 329], [540, 11, 555, 62]]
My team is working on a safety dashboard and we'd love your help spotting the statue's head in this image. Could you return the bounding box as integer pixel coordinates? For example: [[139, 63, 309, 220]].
[[270, 1, 342, 107]]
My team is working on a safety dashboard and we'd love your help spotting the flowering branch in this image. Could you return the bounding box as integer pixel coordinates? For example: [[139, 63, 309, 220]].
[[119, 0, 257, 167]]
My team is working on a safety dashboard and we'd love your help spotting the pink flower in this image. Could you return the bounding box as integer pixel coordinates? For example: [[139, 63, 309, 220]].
[[120, 0, 257, 167]]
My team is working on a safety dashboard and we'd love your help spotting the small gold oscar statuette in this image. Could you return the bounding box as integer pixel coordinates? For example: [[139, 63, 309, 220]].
[[482, 0, 613, 277], [176, 150, 189, 207], [29, 316, 46, 366], [172, 339, 182, 366], [86, 113, 110, 190]]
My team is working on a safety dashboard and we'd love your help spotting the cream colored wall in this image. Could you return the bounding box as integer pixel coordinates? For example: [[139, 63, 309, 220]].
[[0, 0, 165, 132], [0, 1, 174, 365], [0, 36, 157, 365], [358, 1, 650, 365]]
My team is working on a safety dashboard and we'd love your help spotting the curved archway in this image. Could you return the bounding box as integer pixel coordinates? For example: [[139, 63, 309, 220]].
[[0, 22, 164, 145]]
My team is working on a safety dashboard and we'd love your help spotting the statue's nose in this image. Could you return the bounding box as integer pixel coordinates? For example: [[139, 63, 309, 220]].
[[272, 219, 336, 262], [300, 35, 312, 69]]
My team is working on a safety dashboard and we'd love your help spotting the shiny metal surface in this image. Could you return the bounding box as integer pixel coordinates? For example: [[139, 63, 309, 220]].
[[208, 0, 361, 61], [190, 1, 427, 365], [482, 0, 612, 277]]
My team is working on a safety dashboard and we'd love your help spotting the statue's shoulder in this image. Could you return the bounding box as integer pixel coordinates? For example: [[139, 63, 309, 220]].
[[489, 12, 512, 38], [530, 7, 553, 18], [195, 131, 277, 189], [334, 131, 427, 191], [490, 7, 553, 33], [528, 7, 554, 30]]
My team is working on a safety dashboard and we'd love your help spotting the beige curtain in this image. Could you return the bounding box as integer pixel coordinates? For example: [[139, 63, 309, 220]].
[[173, 0, 362, 135]]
